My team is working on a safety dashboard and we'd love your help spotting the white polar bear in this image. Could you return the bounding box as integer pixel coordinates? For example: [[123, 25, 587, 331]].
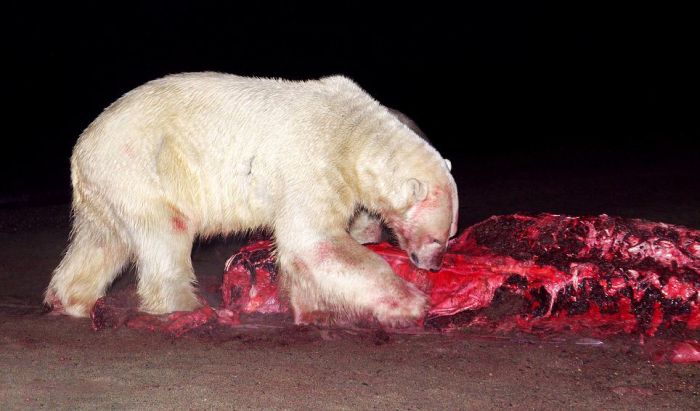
[[45, 72, 459, 326]]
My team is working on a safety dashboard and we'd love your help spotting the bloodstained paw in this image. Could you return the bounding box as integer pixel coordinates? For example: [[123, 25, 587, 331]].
[[42, 297, 65, 316], [295, 310, 334, 327]]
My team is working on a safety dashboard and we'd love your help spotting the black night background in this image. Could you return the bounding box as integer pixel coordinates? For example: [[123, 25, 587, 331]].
[[5, 2, 699, 227]]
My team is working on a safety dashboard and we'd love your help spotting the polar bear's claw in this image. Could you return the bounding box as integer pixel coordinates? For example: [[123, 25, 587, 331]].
[[372, 282, 427, 327]]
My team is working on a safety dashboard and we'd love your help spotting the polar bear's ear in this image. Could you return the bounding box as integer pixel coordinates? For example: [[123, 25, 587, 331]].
[[444, 159, 452, 171], [405, 178, 428, 202]]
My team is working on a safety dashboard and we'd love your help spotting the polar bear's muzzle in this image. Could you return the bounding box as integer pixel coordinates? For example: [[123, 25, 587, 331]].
[[410, 247, 446, 272]]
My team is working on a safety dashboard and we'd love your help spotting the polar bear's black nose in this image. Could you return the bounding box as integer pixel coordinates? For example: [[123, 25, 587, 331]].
[[410, 252, 419, 265], [430, 252, 445, 271]]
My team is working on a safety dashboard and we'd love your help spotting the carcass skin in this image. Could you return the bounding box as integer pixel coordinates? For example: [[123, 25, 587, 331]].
[[91, 213, 700, 361]]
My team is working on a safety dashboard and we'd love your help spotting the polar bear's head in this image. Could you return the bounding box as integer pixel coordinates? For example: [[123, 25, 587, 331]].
[[386, 159, 458, 271]]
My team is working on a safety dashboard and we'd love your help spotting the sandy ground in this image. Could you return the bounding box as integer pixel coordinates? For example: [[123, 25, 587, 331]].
[[1, 162, 699, 409]]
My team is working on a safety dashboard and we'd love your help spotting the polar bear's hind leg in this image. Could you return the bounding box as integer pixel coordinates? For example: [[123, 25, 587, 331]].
[[45, 213, 130, 317]]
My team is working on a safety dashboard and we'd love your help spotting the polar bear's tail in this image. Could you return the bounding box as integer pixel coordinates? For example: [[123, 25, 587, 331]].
[[44, 165, 131, 317]]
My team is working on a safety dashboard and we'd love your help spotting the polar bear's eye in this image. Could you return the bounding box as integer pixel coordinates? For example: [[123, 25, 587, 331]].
[[432, 238, 441, 245]]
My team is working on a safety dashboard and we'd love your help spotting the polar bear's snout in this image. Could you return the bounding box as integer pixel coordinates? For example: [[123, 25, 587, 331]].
[[410, 252, 444, 271], [409, 242, 446, 271], [392, 178, 458, 272]]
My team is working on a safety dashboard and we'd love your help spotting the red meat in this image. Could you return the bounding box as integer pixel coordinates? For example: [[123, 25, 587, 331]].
[[219, 214, 699, 336]]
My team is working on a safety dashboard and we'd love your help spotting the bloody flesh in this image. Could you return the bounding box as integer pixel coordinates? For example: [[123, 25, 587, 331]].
[[91, 213, 700, 361], [220, 214, 699, 337]]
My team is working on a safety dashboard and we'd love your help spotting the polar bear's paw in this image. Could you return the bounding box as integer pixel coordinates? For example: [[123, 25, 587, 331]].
[[294, 310, 335, 327], [43, 290, 95, 318], [372, 281, 427, 327], [138, 289, 202, 315]]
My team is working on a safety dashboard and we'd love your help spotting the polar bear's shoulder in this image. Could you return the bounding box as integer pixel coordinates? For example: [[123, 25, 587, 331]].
[[146, 71, 246, 87], [318, 75, 365, 93], [319, 74, 356, 85], [140, 72, 364, 96]]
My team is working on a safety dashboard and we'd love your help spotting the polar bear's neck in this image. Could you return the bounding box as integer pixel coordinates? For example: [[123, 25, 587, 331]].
[[318, 76, 452, 215], [344, 104, 449, 214]]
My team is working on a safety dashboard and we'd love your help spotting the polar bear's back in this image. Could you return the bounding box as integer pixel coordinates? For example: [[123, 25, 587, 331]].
[[74, 72, 370, 171], [69, 73, 388, 234]]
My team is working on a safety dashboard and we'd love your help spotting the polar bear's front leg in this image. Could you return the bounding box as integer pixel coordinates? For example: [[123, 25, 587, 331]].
[[277, 233, 427, 327], [130, 223, 201, 315]]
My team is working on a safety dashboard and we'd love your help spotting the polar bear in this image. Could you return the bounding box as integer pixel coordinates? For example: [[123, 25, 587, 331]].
[[45, 72, 459, 326]]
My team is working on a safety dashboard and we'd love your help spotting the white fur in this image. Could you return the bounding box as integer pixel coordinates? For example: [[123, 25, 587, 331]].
[[45, 72, 459, 326]]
